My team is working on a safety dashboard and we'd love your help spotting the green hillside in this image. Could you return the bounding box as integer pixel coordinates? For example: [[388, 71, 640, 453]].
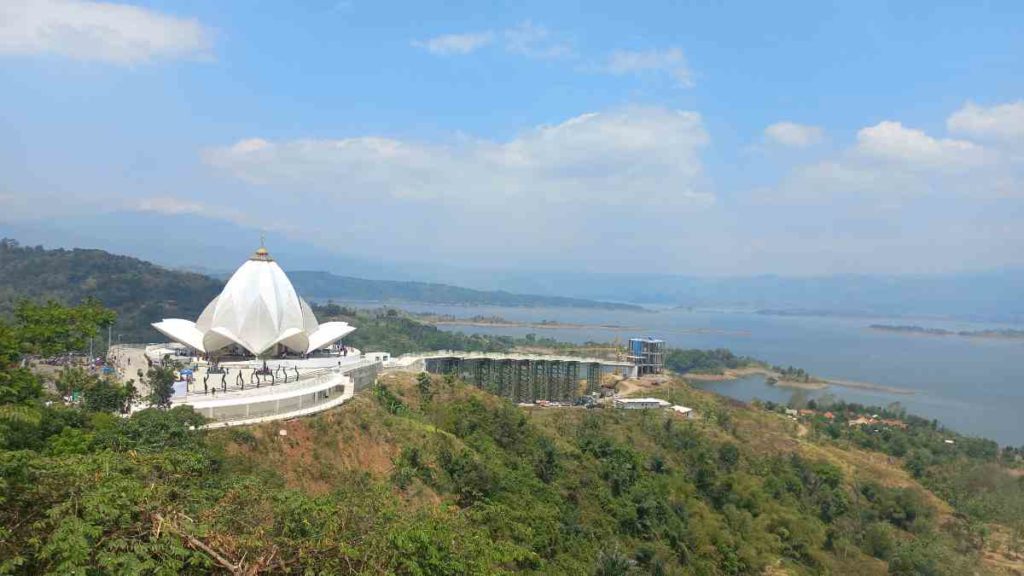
[[4, 369, 1022, 574], [0, 239, 222, 343]]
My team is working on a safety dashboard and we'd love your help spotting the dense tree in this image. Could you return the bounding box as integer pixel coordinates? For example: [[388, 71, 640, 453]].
[[55, 367, 135, 413], [82, 377, 135, 414], [664, 348, 753, 374], [144, 361, 178, 410], [14, 298, 115, 357], [416, 371, 433, 401]]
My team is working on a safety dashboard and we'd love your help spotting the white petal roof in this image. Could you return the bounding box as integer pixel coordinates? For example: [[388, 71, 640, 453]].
[[152, 318, 206, 352], [307, 322, 357, 353], [152, 246, 355, 356]]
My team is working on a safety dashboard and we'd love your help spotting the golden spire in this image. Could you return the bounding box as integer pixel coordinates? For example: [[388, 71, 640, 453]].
[[251, 234, 273, 261]]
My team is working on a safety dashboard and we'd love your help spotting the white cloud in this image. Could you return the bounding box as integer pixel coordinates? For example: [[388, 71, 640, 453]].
[[413, 22, 572, 60], [201, 107, 712, 267], [764, 122, 824, 148], [134, 196, 206, 215], [947, 100, 1024, 143], [0, 0, 210, 64], [759, 110, 1024, 207], [204, 107, 711, 208], [412, 32, 494, 55], [192, 108, 1022, 272], [763, 159, 926, 205], [854, 121, 988, 169], [229, 138, 271, 154], [604, 47, 692, 87], [502, 21, 574, 60]]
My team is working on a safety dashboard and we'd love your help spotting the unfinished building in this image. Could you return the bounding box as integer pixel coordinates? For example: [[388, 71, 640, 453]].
[[627, 337, 665, 376]]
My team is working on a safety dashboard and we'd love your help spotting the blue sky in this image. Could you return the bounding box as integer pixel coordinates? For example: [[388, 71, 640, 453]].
[[1, 0, 1023, 276]]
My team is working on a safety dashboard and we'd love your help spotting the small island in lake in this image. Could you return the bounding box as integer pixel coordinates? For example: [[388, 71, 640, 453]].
[[870, 324, 1024, 339]]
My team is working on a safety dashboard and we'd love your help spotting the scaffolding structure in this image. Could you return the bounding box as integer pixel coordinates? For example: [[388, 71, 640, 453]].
[[424, 357, 604, 402], [627, 337, 665, 376]]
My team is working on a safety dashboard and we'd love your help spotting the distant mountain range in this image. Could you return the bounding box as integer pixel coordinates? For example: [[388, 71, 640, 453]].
[[284, 270, 641, 310], [0, 239, 639, 342], [4, 213, 1023, 324], [424, 269, 1024, 323]]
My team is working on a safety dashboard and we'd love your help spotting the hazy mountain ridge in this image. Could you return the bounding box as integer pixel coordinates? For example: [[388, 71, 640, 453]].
[[5, 214, 1023, 322], [435, 269, 1024, 323], [0, 239, 638, 342], [285, 270, 641, 310]]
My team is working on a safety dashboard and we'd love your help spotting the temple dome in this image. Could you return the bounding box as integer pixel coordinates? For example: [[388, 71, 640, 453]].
[[152, 246, 354, 356]]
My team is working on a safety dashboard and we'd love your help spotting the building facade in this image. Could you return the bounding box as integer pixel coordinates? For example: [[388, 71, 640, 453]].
[[627, 337, 665, 376]]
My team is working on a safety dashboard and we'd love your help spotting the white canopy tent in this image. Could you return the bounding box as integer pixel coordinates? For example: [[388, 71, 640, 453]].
[[153, 246, 355, 356]]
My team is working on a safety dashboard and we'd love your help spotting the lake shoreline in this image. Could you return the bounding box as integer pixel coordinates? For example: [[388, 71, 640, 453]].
[[430, 319, 635, 330], [426, 316, 751, 337], [684, 367, 915, 395], [400, 301, 1017, 444]]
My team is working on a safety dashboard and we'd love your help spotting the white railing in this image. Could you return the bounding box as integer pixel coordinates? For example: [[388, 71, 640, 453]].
[[179, 358, 379, 402]]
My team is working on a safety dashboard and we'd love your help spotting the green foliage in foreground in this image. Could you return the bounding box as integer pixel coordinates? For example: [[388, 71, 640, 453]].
[[13, 298, 116, 357], [795, 399, 1024, 536], [0, 301, 1016, 574], [351, 378, 987, 575]]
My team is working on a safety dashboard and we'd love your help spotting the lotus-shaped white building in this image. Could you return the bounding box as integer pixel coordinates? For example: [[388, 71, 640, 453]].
[[153, 246, 354, 356]]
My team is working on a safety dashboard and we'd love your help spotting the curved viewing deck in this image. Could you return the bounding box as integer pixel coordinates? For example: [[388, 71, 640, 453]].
[[179, 359, 381, 428], [117, 344, 384, 428], [176, 360, 381, 428]]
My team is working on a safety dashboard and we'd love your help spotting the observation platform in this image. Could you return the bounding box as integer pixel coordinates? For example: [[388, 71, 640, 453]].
[[127, 344, 384, 427]]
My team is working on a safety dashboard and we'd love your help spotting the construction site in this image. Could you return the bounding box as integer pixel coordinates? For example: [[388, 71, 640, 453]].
[[627, 337, 666, 376], [420, 352, 636, 403]]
